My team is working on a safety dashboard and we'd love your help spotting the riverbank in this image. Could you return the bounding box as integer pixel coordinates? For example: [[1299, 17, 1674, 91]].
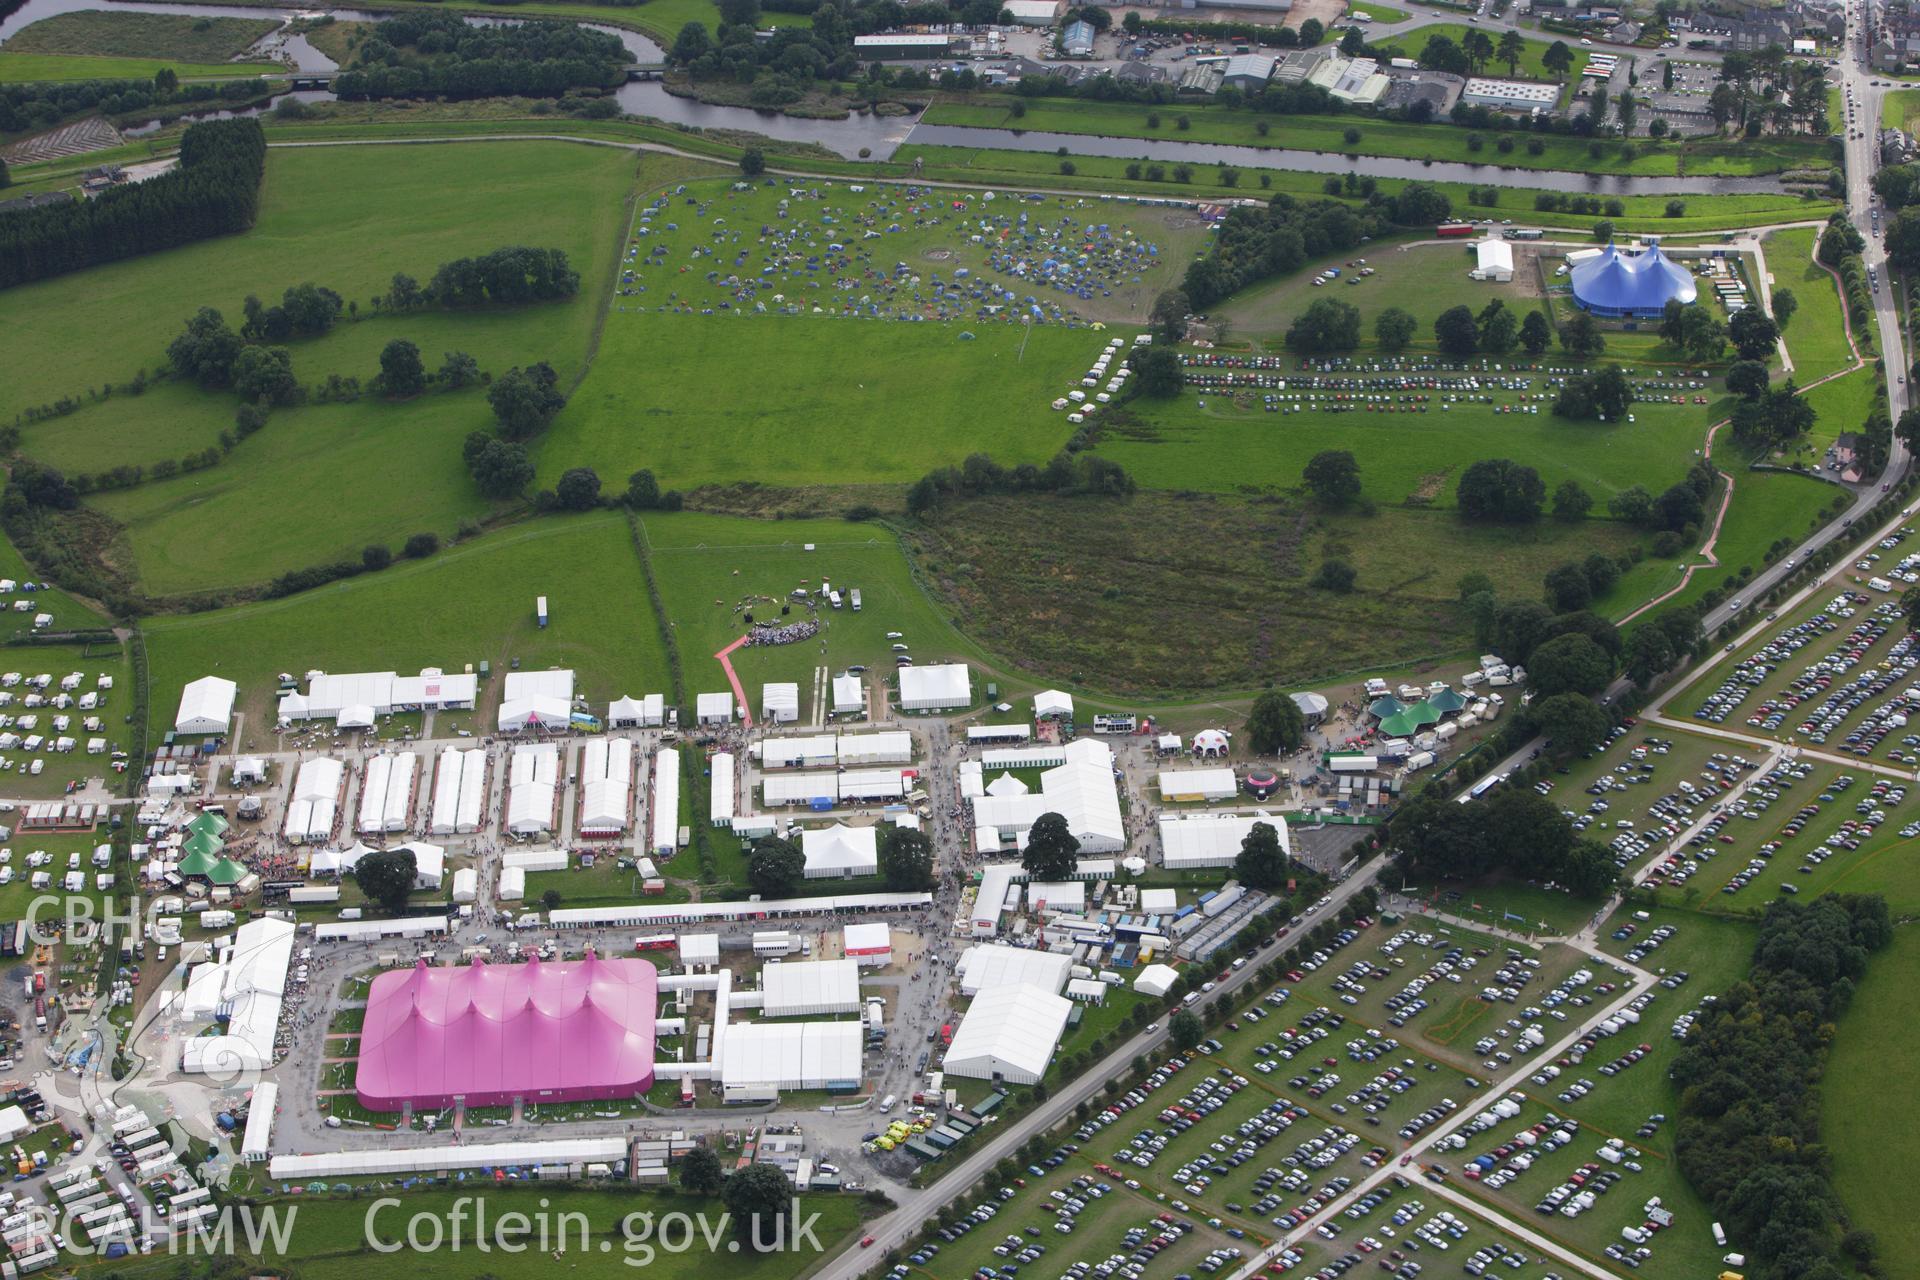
[[110, 0, 771, 50], [923, 96, 1833, 179]]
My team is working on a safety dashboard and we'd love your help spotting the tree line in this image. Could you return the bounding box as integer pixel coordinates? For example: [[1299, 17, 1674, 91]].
[[0, 74, 264, 138], [333, 11, 627, 101], [905, 450, 1135, 516], [379, 247, 580, 310], [1670, 893, 1892, 1280], [0, 118, 265, 291], [1385, 786, 1619, 897]]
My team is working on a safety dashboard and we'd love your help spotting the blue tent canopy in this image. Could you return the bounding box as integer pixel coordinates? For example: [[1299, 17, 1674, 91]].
[[1570, 243, 1697, 319]]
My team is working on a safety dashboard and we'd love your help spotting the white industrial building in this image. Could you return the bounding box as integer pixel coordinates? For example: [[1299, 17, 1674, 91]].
[[282, 758, 344, 844], [1003, 0, 1060, 21], [838, 732, 912, 765], [680, 933, 720, 967], [958, 943, 1072, 995], [801, 824, 879, 879], [451, 867, 478, 904], [502, 848, 567, 874], [720, 1022, 863, 1093], [1159, 812, 1290, 870], [174, 677, 236, 735], [355, 752, 418, 835], [831, 674, 864, 715], [944, 985, 1072, 1086], [177, 917, 295, 1076], [899, 663, 971, 711], [608, 693, 666, 728], [498, 669, 575, 734], [844, 922, 891, 966], [394, 840, 445, 890], [652, 748, 680, 854], [1033, 690, 1074, 720], [578, 737, 635, 836], [763, 683, 801, 724], [696, 692, 734, 725], [276, 669, 476, 727], [240, 1083, 277, 1163], [270, 1137, 627, 1181], [763, 770, 906, 807], [1308, 54, 1390, 104], [430, 747, 488, 836], [499, 866, 526, 901], [506, 742, 560, 837], [972, 746, 1124, 854], [1473, 239, 1515, 282], [1157, 767, 1238, 802], [1134, 963, 1179, 998], [761, 957, 862, 1016], [1461, 76, 1560, 112], [759, 735, 838, 770], [710, 752, 736, 828]]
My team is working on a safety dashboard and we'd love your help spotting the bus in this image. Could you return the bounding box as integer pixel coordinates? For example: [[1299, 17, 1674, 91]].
[[635, 934, 675, 953]]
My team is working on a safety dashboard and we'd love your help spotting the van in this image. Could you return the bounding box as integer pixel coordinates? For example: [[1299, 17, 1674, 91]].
[[880, 1094, 897, 1112]]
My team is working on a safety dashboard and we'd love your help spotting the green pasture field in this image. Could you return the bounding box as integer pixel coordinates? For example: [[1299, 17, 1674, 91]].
[[140, 513, 671, 751], [1608, 463, 1837, 618], [1371, 23, 1569, 80], [1389, 881, 1600, 936], [539, 311, 1098, 490], [1825, 922, 1920, 1271], [20, 381, 232, 476], [0, 52, 274, 80], [1883, 88, 1920, 130], [642, 511, 985, 700], [1764, 228, 1855, 384], [1213, 236, 1513, 341], [1799, 366, 1878, 450], [1096, 388, 1714, 509], [919, 98, 1824, 178], [1, 11, 279, 62], [0, 141, 636, 416], [92, 391, 501, 596], [0, 536, 111, 637], [609, 175, 1210, 327], [255, 1188, 866, 1280], [524, 854, 693, 907], [908, 492, 1642, 696]]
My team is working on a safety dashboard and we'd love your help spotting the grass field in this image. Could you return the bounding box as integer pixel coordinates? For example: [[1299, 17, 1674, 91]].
[[0, 142, 637, 415], [1372, 23, 1570, 81], [0, 52, 274, 80], [1799, 366, 1879, 449], [141, 513, 672, 750], [919, 98, 1825, 178], [540, 312, 1098, 489], [644, 511, 984, 700], [92, 391, 503, 596], [0, 12, 280, 63], [1765, 227, 1856, 384], [255, 1187, 867, 1279], [536, 174, 1208, 489], [1826, 922, 1920, 1271], [907, 491, 1644, 696]]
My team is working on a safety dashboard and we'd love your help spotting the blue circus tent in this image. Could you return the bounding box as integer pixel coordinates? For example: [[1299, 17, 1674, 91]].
[[1569, 243, 1698, 319]]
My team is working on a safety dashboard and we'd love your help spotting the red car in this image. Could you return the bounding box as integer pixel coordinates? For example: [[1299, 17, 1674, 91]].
[[861, 1237, 876, 1248]]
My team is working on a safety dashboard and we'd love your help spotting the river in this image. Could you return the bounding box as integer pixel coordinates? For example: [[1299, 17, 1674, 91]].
[[0, 0, 916, 157], [2, 0, 1785, 186]]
